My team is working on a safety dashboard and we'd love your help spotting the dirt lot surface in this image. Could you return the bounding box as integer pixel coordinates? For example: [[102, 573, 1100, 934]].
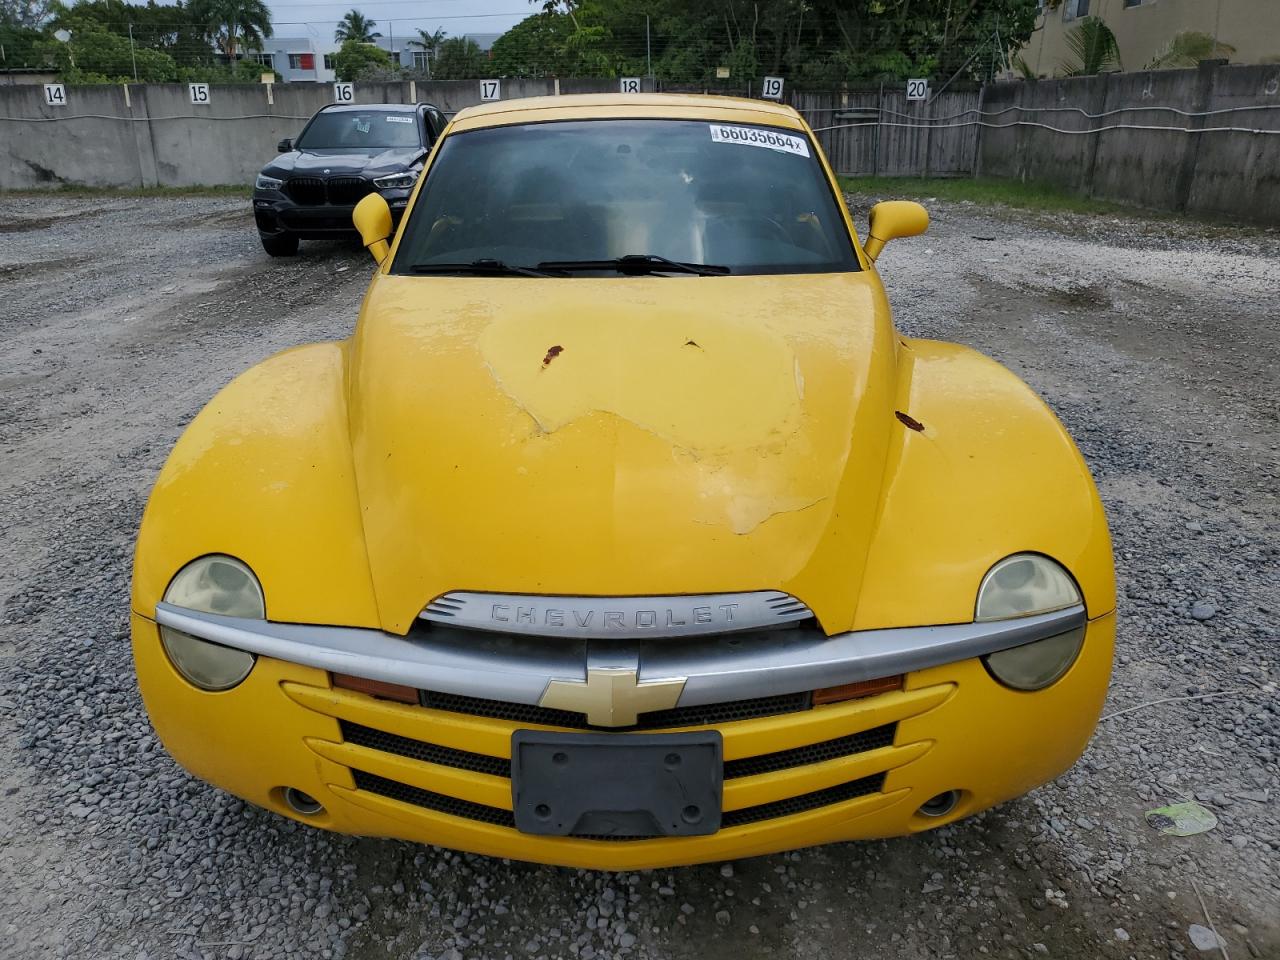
[[0, 193, 1276, 960]]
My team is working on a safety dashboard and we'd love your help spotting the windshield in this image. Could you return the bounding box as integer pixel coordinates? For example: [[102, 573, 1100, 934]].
[[296, 110, 422, 151], [391, 119, 859, 276]]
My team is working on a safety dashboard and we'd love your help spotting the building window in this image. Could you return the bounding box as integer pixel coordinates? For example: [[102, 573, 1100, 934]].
[[323, 54, 335, 70], [1063, 0, 1090, 20], [411, 50, 429, 69], [1123, 0, 1141, 7], [248, 53, 273, 67], [288, 53, 316, 71]]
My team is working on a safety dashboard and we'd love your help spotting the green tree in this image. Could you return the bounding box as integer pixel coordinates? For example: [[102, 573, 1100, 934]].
[[38, 19, 180, 80], [332, 36, 391, 80], [186, 0, 271, 58], [1146, 31, 1234, 70], [1058, 16, 1121, 76], [407, 25, 444, 76], [334, 8, 378, 44], [431, 35, 486, 79]]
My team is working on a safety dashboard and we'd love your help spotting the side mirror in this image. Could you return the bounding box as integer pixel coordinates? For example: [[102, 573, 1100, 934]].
[[863, 200, 929, 262], [277, 138, 293, 153], [353, 193, 394, 263]]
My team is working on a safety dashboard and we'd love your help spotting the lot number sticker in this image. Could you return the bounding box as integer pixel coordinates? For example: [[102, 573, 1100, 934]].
[[43, 84, 66, 107], [188, 82, 210, 105], [709, 124, 809, 158], [333, 82, 354, 103], [761, 76, 784, 100], [480, 79, 501, 101], [906, 78, 929, 101], [620, 77, 641, 93]]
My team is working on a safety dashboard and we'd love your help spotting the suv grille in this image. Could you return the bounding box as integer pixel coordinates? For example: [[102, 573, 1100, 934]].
[[285, 177, 325, 205], [284, 176, 373, 206], [327, 177, 374, 205]]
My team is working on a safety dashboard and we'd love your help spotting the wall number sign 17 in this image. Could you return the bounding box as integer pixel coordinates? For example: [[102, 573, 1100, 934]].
[[480, 79, 501, 101], [333, 82, 354, 103], [761, 76, 784, 101], [43, 84, 67, 107], [906, 78, 929, 101], [188, 83, 210, 105], [620, 77, 641, 94]]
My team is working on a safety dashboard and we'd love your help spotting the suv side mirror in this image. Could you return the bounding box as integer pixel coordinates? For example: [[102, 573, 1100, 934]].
[[863, 201, 929, 262], [353, 193, 394, 263], [277, 138, 293, 153]]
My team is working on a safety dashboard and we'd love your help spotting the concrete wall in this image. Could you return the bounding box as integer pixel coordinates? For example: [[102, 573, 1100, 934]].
[[978, 63, 1280, 223]]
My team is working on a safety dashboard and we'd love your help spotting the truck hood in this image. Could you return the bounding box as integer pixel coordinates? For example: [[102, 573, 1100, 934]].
[[348, 272, 900, 634]]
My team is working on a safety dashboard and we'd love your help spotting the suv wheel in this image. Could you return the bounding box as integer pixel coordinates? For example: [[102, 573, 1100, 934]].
[[260, 232, 299, 257]]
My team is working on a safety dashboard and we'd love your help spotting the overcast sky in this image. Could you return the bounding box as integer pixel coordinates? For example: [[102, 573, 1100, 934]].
[[265, 0, 531, 43]]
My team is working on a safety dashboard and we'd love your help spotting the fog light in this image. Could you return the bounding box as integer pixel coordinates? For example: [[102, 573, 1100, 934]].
[[919, 790, 959, 818], [283, 787, 323, 816]]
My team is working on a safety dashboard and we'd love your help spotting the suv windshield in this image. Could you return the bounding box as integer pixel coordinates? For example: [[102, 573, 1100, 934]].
[[296, 110, 422, 151], [391, 119, 859, 276]]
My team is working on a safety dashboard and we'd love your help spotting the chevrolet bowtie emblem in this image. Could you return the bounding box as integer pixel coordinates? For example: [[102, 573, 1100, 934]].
[[539, 668, 686, 727]]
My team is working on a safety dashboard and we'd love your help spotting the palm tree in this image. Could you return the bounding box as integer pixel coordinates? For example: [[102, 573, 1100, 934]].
[[334, 10, 380, 44], [1058, 17, 1122, 77], [1147, 31, 1235, 70], [188, 0, 273, 59], [409, 27, 446, 78]]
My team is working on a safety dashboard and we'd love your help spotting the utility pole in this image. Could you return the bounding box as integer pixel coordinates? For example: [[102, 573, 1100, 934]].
[[646, 14, 652, 81], [128, 22, 138, 82]]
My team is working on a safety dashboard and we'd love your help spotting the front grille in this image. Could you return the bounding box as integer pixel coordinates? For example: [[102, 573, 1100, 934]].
[[419, 689, 812, 731], [327, 176, 374, 205], [341, 721, 508, 777], [723, 723, 897, 778], [285, 177, 325, 205], [352, 767, 887, 836]]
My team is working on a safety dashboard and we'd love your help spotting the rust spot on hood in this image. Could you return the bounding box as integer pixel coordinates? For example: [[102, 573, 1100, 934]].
[[895, 411, 925, 432], [541, 345, 564, 367]]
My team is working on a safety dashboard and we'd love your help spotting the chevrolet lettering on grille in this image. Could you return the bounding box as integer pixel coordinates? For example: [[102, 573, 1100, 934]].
[[420, 590, 813, 639]]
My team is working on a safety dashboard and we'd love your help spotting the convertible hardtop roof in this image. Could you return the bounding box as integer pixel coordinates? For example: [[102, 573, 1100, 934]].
[[449, 92, 807, 133]]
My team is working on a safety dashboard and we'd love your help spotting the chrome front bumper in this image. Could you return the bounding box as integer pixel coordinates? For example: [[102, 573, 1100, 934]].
[[154, 600, 1086, 708]]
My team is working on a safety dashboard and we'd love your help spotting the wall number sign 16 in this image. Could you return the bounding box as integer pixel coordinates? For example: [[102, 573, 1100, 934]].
[[333, 82, 354, 103], [761, 76, 784, 100], [480, 79, 501, 101], [906, 78, 929, 101], [188, 83, 210, 105], [43, 84, 67, 107]]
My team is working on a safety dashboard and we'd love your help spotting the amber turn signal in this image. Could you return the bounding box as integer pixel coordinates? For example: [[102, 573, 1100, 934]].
[[332, 673, 420, 704], [813, 675, 903, 705]]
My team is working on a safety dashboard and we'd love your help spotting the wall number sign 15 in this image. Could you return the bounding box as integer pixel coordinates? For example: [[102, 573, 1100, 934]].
[[480, 79, 501, 101], [761, 76, 784, 100], [906, 78, 929, 101], [333, 82, 354, 103], [188, 83, 210, 105], [43, 84, 67, 107]]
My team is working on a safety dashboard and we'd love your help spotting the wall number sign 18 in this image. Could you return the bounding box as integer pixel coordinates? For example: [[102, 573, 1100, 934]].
[[188, 83, 210, 105], [761, 76, 784, 100], [480, 79, 501, 101], [43, 84, 67, 107], [620, 77, 641, 94], [906, 78, 929, 101], [333, 82, 354, 103]]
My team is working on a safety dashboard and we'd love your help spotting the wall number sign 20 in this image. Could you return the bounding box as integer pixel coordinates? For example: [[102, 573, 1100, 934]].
[[906, 78, 929, 101]]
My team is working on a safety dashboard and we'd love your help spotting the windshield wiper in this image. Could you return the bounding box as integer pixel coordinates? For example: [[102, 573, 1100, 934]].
[[535, 254, 730, 277], [410, 259, 550, 278]]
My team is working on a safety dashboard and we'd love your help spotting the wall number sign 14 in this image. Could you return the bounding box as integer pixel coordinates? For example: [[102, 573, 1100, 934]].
[[333, 82, 354, 103], [188, 83, 210, 105], [43, 84, 66, 107]]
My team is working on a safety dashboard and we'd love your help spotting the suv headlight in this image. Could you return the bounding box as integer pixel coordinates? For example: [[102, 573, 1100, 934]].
[[373, 170, 419, 189], [160, 555, 264, 691], [976, 554, 1084, 691], [255, 174, 284, 191]]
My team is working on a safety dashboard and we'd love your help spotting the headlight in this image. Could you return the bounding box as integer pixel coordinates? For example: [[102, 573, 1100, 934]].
[[160, 555, 264, 691], [976, 554, 1084, 691], [373, 170, 419, 189], [255, 174, 284, 191]]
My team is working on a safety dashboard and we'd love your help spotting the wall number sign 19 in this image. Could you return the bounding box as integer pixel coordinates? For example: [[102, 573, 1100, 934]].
[[620, 77, 641, 94], [333, 82, 354, 103], [480, 79, 501, 101], [906, 78, 929, 101], [188, 83, 210, 105], [761, 76, 784, 100], [43, 84, 67, 107]]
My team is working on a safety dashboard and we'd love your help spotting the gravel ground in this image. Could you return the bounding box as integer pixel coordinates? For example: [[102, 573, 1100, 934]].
[[0, 192, 1276, 960]]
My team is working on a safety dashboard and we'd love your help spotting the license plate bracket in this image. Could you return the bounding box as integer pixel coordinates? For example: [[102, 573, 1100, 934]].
[[511, 730, 723, 837]]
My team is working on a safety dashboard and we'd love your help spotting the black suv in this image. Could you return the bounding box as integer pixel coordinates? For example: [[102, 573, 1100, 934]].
[[253, 102, 447, 257]]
